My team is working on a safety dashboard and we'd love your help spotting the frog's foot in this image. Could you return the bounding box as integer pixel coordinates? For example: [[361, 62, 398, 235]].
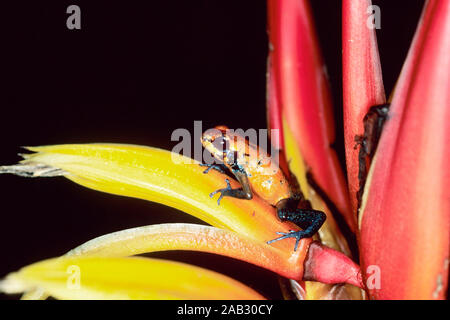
[[209, 178, 251, 205], [266, 230, 309, 252]]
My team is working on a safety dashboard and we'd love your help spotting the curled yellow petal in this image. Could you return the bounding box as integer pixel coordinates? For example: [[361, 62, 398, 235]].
[[22, 223, 309, 300], [66, 223, 306, 279], [0, 256, 265, 300]]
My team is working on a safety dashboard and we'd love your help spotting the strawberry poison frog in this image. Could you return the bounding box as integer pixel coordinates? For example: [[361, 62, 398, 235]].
[[201, 125, 326, 251]]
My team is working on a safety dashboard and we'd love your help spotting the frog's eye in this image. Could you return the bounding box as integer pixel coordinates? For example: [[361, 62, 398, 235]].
[[212, 136, 228, 152]]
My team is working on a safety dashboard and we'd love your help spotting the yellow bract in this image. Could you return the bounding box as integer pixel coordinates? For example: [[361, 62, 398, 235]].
[[17, 222, 307, 300], [0, 256, 264, 300], [66, 223, 304, 279]]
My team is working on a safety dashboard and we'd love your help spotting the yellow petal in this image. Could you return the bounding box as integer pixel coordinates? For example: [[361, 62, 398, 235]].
[[66, 223, 306, 279], [22, 223, 308, 300], [0, 256, 265, 300]]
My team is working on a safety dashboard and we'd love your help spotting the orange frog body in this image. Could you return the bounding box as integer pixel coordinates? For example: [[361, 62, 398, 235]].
[[201, 126, 326, 251], [202, 125, 292, 205]]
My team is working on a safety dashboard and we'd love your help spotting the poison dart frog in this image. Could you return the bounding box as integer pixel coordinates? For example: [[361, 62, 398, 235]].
[[200, 125, 326, 251]]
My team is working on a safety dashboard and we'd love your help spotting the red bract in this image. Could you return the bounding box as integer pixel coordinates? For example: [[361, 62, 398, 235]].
[[267, 0, 354, 231], [266, 59, 284, 151], [269, 0, 449, 299], [303, 241, 363, 288], [342, 0, 386, 217], [359, 0, 450, 299]]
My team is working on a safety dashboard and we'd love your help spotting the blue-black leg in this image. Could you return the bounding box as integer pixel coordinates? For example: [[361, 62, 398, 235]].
[[267, 208, 326, 251], [199, 163, 228, 174], [209, 178, 252, 205]]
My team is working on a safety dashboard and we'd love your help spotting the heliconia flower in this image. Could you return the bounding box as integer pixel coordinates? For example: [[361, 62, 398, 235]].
[[0, 144, 362, 299], [1, 0, 448, 300], [359, 0, 450, 300]]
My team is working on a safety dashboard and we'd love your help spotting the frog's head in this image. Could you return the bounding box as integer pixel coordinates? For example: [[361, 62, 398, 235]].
[[201, 126, 231, 163], [202, 126, 252, 166]]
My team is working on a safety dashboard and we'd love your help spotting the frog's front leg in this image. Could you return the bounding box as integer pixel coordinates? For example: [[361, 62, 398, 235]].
[[199, 163, 228, 174], [209, 171, 253, 205]]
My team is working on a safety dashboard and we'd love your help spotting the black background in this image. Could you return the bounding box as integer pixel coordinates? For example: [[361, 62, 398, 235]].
[[1, 1, 424, 300]]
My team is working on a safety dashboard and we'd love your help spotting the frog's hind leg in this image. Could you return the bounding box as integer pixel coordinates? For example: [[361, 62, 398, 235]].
[[267, 208, 326, 251]]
